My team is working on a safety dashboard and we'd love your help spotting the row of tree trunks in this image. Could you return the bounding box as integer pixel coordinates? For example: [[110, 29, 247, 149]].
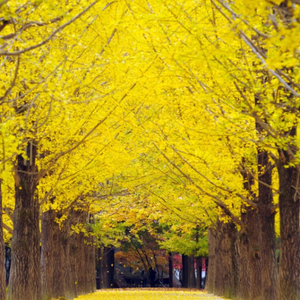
[[0, 182, 6, 300], [207, 215, 268, 300], [180, 255, 206, 289], [41, 209, 96, 300], [5, 147, 96, 300], [207, 153, 298, 300]]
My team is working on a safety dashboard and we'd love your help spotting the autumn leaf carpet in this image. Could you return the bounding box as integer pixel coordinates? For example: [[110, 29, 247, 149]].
[[73, 289, 229, 300]]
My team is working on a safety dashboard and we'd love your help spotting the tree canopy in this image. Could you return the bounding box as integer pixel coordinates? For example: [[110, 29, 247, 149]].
[[1, 1, 300, 300]]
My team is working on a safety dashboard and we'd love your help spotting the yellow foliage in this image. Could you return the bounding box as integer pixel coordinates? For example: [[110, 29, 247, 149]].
[[2, 0, 299, 242]]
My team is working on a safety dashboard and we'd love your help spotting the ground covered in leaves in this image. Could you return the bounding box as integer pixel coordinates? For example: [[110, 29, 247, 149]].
[[74, 289, 228, 300]]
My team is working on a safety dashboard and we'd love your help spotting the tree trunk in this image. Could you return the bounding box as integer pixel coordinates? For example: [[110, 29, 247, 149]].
[[182, 254, 196, 288], [7, 144, 41, 300], [84, 236, 96, 293], [195, 256, 202, 289], [278, 161, 300, 300], [238, 228, 250, 300], [241, 161, 262, 300], [77, 232, 87, 294], [52, 216, 66, 298], [109, 247, 115, 288], [168, 252, 173, 288], [244, 207, 262, 300], [62, 218, 76, 299], [98, 246, 114, 289], [0, 182, 6, 300], [214, 221, 239, 299], [187, 256, 196, 288], [85, 215, 96, 293], [181, 255, 188, 288], [257, 149, 278, 300], [70, 231, 79, 297], [41, 209, 55, 300], [206, 228, 216, 293]]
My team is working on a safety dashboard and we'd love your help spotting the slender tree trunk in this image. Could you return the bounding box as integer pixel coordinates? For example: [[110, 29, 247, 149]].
[[187, 255, 196, 288], [181, 255, 188, 288], [85, 215, 96, 293], [7, 144, 41, 300], [195, 257, 201, 289], [99, 246, 114, 289], [168, 252, 173, 288], [41, 209, 55, 300], [108, 247, 114, 288], [278, 161, 300, 300], [205, 258, 208, 288], [0, 182, 6, 300], [257, 149, 278, 300], [206, 228, 216, 293]]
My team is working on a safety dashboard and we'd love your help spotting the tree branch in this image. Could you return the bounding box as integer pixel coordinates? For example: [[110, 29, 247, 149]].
[[0, 1, 100, 56]]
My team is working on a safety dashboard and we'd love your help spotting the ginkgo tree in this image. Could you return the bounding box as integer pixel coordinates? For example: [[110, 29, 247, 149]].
[[1, 1, 300, 300], [0, 1, 151, 299]]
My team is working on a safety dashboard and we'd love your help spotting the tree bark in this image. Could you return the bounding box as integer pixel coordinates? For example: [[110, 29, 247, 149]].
[[238, 225, 250, 300], [238, 236, 250, 300], [241, 161, 262, 300], [41, 209, 55, 300], [0, 182, 6, 300], [206, 228, 216, 293], [244, 207, 262, 300], [85, 215, 96, 293], [62, 218, 76, 299], [52, 216, 66, 298], [214, 221, 239, 299], [84, 238, 96, 293], [277, 161, 300, 300], [77, 231, 87, 294], [70, 230, 79, 297], [7, 144, 41, 300], [257, 149, 278, 300]]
